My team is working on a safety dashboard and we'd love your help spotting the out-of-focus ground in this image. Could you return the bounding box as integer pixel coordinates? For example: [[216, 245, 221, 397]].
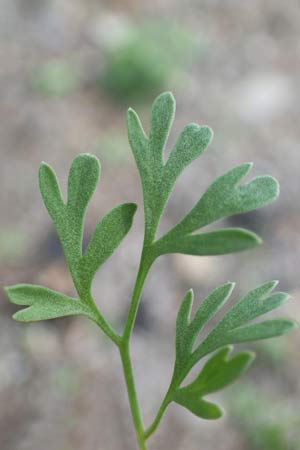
[[1, 1, 300, 449]]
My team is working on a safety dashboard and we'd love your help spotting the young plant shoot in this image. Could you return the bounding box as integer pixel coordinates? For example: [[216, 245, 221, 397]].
[[5, 93, 297, 450]]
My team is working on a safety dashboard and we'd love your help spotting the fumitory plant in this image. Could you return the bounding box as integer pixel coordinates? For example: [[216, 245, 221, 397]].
[[5, 92, 297, 450]]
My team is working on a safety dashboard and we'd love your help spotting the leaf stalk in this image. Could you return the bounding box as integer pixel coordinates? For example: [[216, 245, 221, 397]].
[[118, 245, 154, 449]]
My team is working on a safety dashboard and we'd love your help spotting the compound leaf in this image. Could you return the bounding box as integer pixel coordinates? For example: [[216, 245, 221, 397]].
[[128, 93, 279, 259], [168, 282, 296, 421], [5, 284, 93, 322], [37, 154, 136, 299], [127, 92, 212, 242]]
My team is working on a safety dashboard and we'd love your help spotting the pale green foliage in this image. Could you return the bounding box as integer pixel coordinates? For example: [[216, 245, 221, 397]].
[[4, 92, 297, 450], [7, 153, 137, 325], [39, 154, 137, 299], [127, 92, 279, 256], [127, 93, 213, 243], [6, 285, 93, 322], [164, 282, 296, 421], [173, 346, 254, 419]]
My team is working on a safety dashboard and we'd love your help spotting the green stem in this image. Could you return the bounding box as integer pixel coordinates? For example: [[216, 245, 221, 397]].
[[144, 374, 179, 441], [87, 294, 122, 346], [145, 394, 171, 440], [145, 362, 189, 440], [123, 247, 154, 340], [145, 355, 208, 440], [118, 246, 154, 449], [120, 341, 148, 450]]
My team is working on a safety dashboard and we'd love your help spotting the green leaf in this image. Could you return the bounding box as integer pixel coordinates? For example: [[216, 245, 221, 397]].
[[127, 108, 148, 173], [66, 154, 100, 258], [164, 123, 213, 185], [39, 154, 100, 267], [175, 290, 194, 368], [174, 394, 223, 420], [168, 282, 296, 421], [193, 281, 295, 360], [173, 346, 254, 419], [156, 228, 261, 256], [78, 203, 137, 292], [149, 91, 175, 165], [188, 346, 254, 394], [127, 92, 213, 242], [5, 284, 94, 322], [198, 282, 292, 356], [39, 162, 65, 223], [128, 93, 278, 260], [172, 163, 279, 235], [214, 281, 287, 330], [38, 154, 136, 298], [175, 284, 234, 369], [67, 153, 100, 219], [185, 283, 234, 350], [225, 319, 295, 343]]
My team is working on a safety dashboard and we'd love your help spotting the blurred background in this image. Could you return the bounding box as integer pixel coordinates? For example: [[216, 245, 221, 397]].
[[1, 0, 300, 449]]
